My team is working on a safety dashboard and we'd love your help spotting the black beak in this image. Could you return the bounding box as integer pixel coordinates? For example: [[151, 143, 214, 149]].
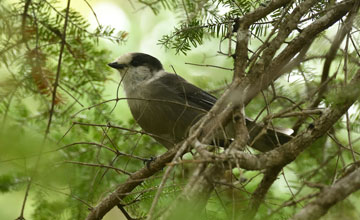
[[108, 62, 127, 69]]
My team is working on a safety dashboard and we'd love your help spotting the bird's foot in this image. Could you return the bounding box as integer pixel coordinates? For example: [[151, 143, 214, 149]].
[[143, 156, 157, 169]]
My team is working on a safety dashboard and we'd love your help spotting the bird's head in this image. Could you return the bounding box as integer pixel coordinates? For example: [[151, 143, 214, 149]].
[[108, 53, 164, 81]]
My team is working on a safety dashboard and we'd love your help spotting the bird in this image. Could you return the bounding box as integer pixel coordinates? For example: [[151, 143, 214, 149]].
[[108, 52, 292, 152]]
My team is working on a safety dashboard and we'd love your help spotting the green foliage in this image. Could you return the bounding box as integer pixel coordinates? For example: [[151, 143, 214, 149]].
[[0, 0, 131, 219], [1, 0, 360, 219], [154, 0, 266, 54], [0, 174, 16, 193]]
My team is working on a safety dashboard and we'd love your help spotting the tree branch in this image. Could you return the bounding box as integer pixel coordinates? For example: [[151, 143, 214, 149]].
[[85, 146, 178, 220], [244, 0, 356, 105], [200, 68, 360, 171], [245, 166, 283, 218], [290, 168, 360, 220]]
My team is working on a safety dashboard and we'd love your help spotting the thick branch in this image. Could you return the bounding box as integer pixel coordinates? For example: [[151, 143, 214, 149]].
[[160, 164, 225, 220], [313, 8, 357, 107], [244, 0, 355, 105], [240, 0, 293, 27], [259, 0, 318, 67], [217, 69, 360, 170], [172, 66, 360, 220], [85, 147, 178, 220], [245, 166, 283, 218], [292, 1, 359, 133], [290, 168, 360, 220], [269, 0, 355, 80]]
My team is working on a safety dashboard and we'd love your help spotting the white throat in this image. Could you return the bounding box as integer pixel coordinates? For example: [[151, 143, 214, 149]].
[[119, 67, 166, 96]]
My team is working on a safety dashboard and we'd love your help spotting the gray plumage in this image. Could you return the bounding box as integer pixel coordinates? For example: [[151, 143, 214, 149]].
[[108, 53, 292, 152]]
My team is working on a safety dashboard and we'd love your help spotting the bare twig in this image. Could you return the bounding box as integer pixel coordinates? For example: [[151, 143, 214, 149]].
[[185, 62, 233, 71], [62, 161, 132, 176], [85, 146, 179, 220]]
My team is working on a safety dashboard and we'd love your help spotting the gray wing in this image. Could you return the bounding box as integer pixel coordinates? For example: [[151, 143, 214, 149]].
[[137, 72, 292, 151], [154, 73, 217, 111], [152, 73, 293, 151]]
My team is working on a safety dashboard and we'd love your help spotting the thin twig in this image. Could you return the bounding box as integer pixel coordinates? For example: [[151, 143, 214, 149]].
[[58, 84, 84, 107], [62, 161, 132, 176], [185, 62, 234, 71]]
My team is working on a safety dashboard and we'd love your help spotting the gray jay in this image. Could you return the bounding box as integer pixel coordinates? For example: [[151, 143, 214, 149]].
[[108, 53, 292, 152]]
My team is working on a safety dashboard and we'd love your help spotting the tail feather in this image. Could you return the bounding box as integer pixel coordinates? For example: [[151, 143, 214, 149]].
[[212, 119, 293, 152], [247, 120, 293, 152]]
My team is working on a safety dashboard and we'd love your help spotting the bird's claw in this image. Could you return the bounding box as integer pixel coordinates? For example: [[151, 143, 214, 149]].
[[143, 156, 156, 168]]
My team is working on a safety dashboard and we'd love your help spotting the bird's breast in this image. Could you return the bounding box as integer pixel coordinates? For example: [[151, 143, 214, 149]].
[[125, 85, 204, 147]]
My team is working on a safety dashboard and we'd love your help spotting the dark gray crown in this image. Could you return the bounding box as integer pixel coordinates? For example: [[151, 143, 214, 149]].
[[130, 53, 163, 72]]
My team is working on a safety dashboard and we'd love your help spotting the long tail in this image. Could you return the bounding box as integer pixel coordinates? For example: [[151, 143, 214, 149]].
[[247, 120, 293, 152]]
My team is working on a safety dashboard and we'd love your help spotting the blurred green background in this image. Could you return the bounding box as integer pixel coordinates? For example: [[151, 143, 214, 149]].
[[1, 0, 359, 220]]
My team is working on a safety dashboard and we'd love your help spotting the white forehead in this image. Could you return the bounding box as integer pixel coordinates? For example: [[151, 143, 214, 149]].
[[115, 53, 133, 64]]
